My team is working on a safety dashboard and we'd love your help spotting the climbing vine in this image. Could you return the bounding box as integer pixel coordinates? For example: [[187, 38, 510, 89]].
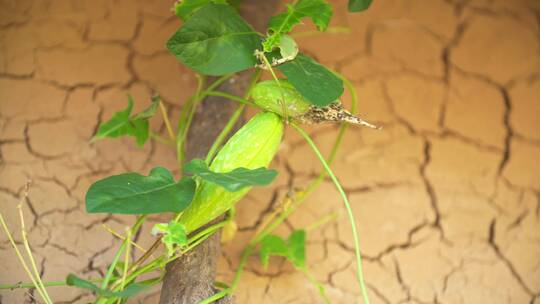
[[0, 0, 376, 303]]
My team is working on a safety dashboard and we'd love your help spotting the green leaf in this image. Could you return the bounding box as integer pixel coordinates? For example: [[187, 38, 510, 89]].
[[66, 274, 148, 298], [133, 95, 160, 120], [165, 222, 188, 246], [278, 35, 299, 61], [92, 95, 160, 146], [287, 229, 306, 268], [167, 3, 261, 76], [259, 230, 306, 269], [262, 0, 332, 52], [85, 167, 196, 214], [260, 235, 288, 269], [348, 0, 373, 12], [184, 159, 278, 192], [173, 0, 236, 21], [152, 221, 188, 256], [173, 0, 212, 21], [277, 54, 344, 107]]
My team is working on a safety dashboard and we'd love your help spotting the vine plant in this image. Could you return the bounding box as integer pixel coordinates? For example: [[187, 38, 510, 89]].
[[0, 0, 376, 303]]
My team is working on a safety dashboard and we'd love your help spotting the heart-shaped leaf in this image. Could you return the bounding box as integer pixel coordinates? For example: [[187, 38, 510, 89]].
[[348, 0, 373, 12], [260, 235, 289, 269], [287, 230, 306, 268], [167, 3, 261, 76], [92, 95, 160, 146], [277, 54, 344, 107], [262, 0, 332, 52], [184, 159, 277, 192], [86, 167, 196, 214], [173, 0, 237, 21], [259, 229, 306, 269]]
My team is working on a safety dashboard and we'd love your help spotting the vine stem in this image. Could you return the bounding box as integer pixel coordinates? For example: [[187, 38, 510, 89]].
[[256, 50, 288, 122], [101, 224, 148, 254], [198, 289, 229, 304], [177, 75, 206, 171], [150, 132, 175, 146], [98, 216, 146, 298], [206, 104, 245, 164], [291, 122, 370, 304], [205, 69, 262, 164], [304, 212, 338, 232], [0, 281, 66, 290], [0, 213, 51, 304], [202, 91, 255, 106], [119, 228, 132, 292], [159, 101, 176, 141], [17, 203, 53, 304], [228, 72, 359, 298], [302, 267, 330, 304]]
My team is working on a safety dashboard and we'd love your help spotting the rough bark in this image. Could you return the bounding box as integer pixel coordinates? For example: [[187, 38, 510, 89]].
[[159, 1, 279, 303]]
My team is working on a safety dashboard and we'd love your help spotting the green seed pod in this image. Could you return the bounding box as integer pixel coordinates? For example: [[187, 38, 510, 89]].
[[251, 80, 311, 117], [180, 112, 284, 233]]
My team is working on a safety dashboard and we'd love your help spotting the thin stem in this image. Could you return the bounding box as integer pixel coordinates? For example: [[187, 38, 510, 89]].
[[17, 204, 53, 304], [101, 240, 126, 290], [228, 244, 254, 293], [102, 216, 146, 290], [291, 122, 370, 304], [0, 213, 48, 303], [255, 73, 359, 239], [228, 73, 360, 295], [176, 95, 194, 165], [0, 281, 66, 289], [204, 69, 262, 164], [302, 267, 330, 304], [214, 281, 230, 290], [206, 104, 245, 165], [0, 277, 109, 290], [305, 212, 338, 232], [102, 224, 147, 254], [188, 221, 227, 246], [199, 289, 229, 304], [159, 102, 176, 141], [205, 74, 234, 93], [119, 228, 132, 292], [125, 235, 162, 278], [150, 132, 175, 146], [339, 72, 359, 115], [177, 75, 206, 171], [111, 256, 165, 291], [202, 91, 255, 106], [257, 50, 288, 121], [182, 222, 227, 254]]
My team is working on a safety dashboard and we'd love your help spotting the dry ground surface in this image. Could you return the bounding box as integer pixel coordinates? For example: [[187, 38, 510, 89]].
[[1, 0, 539, 303]]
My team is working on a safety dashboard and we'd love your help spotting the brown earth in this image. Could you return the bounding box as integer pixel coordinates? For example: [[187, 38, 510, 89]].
[[1, 0, 539, 303]]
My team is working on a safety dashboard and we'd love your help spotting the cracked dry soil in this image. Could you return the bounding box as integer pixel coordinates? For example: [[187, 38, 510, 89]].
[[1, 0, 539, 303]]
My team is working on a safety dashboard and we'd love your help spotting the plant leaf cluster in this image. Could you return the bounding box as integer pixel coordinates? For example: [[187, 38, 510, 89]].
[[260, 230, 306, 269], [71, 0, 376, 302], [92, 96, 160, 146], [152, 221, 188, 256], [85, 160, 277, 215], [165, 1, 352, 107]]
